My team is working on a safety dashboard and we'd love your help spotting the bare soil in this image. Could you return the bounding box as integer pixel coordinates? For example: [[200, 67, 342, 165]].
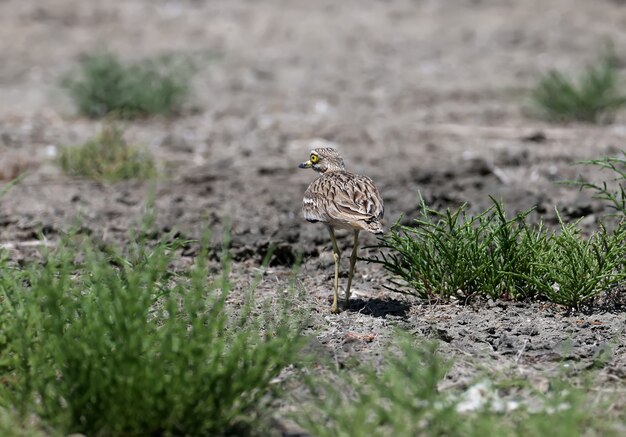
[[2, 0, 626, 432]]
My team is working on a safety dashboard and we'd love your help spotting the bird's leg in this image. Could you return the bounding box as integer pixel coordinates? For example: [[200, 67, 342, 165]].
[[344, 229, 360, 311], [327, 226, 341, 313]]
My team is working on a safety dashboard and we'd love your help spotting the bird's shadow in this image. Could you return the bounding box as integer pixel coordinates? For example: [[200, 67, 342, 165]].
[[345, 297, 410, 318]]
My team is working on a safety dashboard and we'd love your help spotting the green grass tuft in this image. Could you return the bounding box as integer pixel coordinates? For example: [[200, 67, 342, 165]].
[[531, 51, 626, 123], [58, 124, 156, 182], [373, 197, 548, 301], [373, 197, 626, 308], [63, 50, 191, 119], [518, 212, 626, 307], [0, 234, 304, 436]]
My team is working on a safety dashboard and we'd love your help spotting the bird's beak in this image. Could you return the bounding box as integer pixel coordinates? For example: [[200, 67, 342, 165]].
[[298, 160, 312, 169]]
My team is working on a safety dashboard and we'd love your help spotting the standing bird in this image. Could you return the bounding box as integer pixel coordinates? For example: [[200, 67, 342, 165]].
[[298, 147, 384, 313]]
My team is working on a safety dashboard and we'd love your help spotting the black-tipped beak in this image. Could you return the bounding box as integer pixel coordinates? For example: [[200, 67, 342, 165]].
[[298, 160, 312, 169]]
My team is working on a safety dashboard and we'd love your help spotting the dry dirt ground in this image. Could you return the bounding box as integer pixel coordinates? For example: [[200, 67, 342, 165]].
[[2, 0, 626, 432]]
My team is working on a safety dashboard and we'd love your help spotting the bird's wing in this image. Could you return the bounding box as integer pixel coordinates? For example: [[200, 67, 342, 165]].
[[302, 172, 384, 226], [302, 192, 329, 223], [331, 175, 384, 221]]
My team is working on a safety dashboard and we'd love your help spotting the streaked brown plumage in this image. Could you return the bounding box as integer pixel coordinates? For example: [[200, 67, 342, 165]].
[[303, 171, 384, 233], [298, 147, 384, 312]]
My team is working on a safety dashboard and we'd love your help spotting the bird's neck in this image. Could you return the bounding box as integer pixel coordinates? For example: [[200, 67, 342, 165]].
[[320, 165, 346, 173]]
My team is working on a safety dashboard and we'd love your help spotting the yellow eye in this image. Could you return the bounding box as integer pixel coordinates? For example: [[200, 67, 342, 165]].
[[310, 154, 319, 164]]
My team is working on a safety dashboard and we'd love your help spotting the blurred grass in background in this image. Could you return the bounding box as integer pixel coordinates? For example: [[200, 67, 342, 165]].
[[296, 334, 622, 437], [62, 50, 193, 119], [531, 49, 626, 123], [58, 123, 156, 181]]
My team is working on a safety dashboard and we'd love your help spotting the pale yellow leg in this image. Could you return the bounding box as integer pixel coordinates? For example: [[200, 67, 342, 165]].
[[327, 226, 341, 313], [344, 229, 360, 311]]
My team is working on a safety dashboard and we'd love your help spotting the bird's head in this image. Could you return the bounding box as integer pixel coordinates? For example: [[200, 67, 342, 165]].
[[298, 147, 345, 173]]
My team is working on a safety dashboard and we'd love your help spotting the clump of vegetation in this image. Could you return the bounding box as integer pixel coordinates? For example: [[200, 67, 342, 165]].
[[63, 50, 191, 118], [58, 124, 155, 181], [0, 234, 304, 436], [374, 199, 546, 301], [525, 213, 626, 307], [373, 197, 626, 308], [531, 51, 626, 123], [296, 334, 619, 436]]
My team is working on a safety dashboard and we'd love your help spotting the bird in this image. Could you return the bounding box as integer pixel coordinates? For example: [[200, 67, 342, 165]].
[[298, 147, 384, 313]]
